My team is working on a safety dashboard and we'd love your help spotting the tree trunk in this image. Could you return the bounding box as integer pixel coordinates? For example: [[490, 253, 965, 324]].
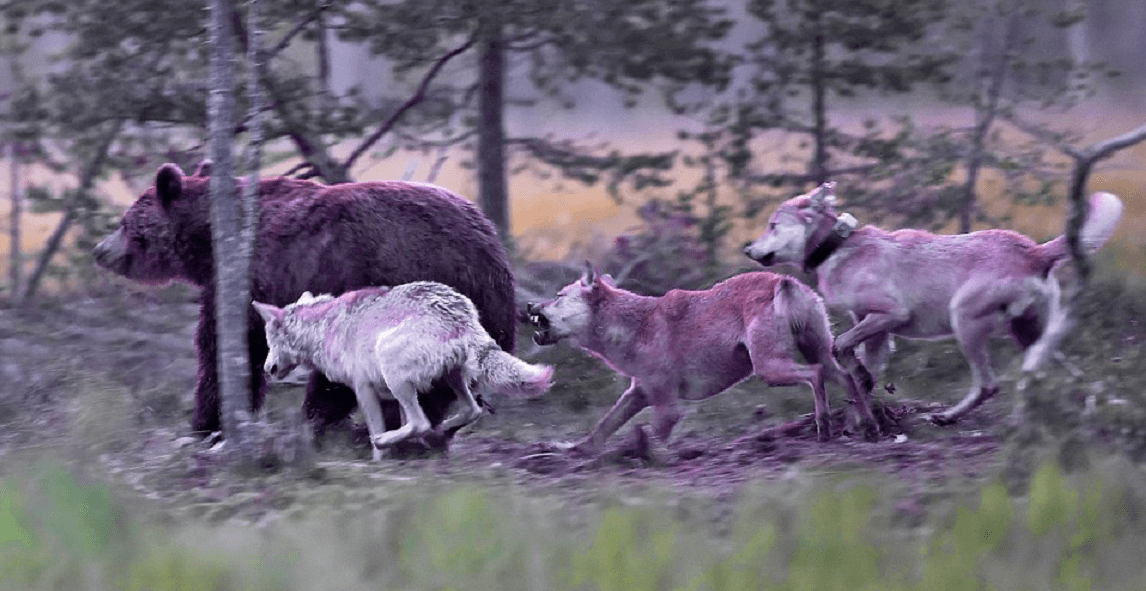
[[809, 10, 829, 186], [315, 11, 330, 106], [207, 0, 252, 461], [476, 20, 510, 246], [959, 9, 1017, 234], [7, 141, 19, 303]]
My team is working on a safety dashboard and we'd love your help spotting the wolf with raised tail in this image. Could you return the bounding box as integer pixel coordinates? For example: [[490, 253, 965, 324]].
[[527, 263, 879, 457], [744, 182, 1124, 425], [254, 282, 554, 460]]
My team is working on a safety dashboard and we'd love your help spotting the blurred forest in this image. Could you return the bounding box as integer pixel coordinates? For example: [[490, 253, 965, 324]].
[[1, 0, 1144, 302]]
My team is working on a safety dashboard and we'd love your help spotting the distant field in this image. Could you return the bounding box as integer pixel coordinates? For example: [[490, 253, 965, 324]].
[[2, 99, 1144, 275]]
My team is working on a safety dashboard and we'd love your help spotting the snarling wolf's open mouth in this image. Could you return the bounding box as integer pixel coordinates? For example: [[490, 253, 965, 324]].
[[529, 311, 556, 345]]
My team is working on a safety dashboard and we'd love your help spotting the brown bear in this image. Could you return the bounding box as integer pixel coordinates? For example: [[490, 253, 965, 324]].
[[92, 162, 518, 452]]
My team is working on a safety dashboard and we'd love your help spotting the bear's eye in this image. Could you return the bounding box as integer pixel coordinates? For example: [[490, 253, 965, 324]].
[[133, 235, 148, 250]]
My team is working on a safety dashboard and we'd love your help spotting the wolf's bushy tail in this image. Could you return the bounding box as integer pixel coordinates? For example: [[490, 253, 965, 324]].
[[470, 345, 555, 398], [1038, 192, 1124, 263]]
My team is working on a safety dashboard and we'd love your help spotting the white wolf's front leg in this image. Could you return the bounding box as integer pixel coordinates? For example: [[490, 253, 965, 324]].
[[370, 381, 432, 450], [351, 380, 391, 461]]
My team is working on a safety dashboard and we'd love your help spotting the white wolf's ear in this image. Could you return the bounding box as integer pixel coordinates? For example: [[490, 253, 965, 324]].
[[601, 273, 615, 286], [580, 260, 598, 286], [252, 301, 283, 325]]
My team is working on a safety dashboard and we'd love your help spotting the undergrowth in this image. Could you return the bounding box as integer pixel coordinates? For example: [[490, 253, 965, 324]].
[[2, 458, 1146, 591]]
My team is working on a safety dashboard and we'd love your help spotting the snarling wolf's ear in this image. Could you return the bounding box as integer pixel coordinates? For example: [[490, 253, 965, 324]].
[[155, 163, 185, 209], [252, 301, 283, 325], [191, 160, 212, 177], [601, 273, 616, 286], [580, 260, 598, 286]]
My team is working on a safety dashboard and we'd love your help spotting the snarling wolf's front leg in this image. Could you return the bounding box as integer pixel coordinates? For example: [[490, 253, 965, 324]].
[[568, 380, 649, 456], [439, 368, 483, 436]]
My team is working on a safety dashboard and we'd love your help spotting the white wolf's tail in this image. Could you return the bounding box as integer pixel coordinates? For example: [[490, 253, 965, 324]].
[[470, 346, 555, 398], [1039, 192, 1124, 263]]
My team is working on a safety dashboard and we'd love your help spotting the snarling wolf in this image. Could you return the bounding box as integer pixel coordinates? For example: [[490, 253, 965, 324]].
[[744, 182, 1124, 425], [527, 263, 879, 456], [254, 282, 554, 460]]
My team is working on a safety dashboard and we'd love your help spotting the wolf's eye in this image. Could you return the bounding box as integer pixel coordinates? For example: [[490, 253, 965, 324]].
[[769, 222, 776, 230]]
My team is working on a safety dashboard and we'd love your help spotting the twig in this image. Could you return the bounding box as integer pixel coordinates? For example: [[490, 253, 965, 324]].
[[342, 33, 477, 174]]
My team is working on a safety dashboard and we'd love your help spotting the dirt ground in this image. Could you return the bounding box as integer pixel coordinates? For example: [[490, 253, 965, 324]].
[[0, 283, 1010, 526]]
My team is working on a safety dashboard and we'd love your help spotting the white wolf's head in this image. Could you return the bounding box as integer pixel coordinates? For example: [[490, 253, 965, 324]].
[[744, 182, 845, 267], [525, 261, 611, 346], [252, 301, 307, 380]]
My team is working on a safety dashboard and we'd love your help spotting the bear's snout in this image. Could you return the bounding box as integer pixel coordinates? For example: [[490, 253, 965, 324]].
[[92, 228, 127, 272]]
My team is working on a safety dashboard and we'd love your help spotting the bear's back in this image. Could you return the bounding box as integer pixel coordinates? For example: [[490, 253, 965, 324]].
[[249, 178, 517, 352]]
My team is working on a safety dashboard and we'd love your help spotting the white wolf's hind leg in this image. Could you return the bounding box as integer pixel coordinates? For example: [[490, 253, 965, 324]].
[[371, 381, 432, 449], [439, 367, 483, 435]]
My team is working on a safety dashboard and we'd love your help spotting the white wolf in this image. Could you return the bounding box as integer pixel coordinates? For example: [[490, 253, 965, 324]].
[[253, 282, 554, 460]]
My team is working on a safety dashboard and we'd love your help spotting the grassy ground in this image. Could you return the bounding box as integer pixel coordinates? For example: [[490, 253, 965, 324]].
[[2, 252, 1146, 589]]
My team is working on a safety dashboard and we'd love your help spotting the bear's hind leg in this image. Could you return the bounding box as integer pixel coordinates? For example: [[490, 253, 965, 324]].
[[191, 299, 221, 435]]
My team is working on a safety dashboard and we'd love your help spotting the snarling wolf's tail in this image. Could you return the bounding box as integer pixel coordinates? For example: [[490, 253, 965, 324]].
[[470, 345, 555, 398], [773, 277, 835, 368], [1038, 192, 1124, 265]]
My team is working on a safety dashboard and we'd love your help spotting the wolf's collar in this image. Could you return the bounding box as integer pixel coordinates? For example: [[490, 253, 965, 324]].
[[804, 212, 857, 272]]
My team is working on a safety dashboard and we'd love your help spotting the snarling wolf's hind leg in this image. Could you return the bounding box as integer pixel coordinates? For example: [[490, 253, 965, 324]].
[[753, 358, 833, 441], [439, 367, 483, 437], [368, 381, 432, 453]]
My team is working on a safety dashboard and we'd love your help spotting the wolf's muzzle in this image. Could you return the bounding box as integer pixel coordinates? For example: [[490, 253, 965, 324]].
[[744, 246, 776, 267], [525, 302, 555, 346]]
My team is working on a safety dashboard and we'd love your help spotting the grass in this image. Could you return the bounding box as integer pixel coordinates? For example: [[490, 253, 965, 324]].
[[2, 458, 1146, 591]]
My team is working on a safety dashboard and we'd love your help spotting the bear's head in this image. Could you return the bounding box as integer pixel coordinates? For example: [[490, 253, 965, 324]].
[[92, 162, 214, 286]]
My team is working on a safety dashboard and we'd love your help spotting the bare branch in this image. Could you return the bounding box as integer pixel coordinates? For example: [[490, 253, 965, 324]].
[[743, 165, 877, 186], [342, 33, 477, 174], [1001, 112, 1086, 159], [232, 9, 347, 183], [21, 120, 123, 305], [1088, 121, 1146, 162], [267, 2, 333, 60]]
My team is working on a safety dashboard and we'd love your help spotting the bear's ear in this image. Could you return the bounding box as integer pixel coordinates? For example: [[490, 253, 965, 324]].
[[252, 301, 283, 325], [155, 163, 185, 208], [191, 160, 212, 177]]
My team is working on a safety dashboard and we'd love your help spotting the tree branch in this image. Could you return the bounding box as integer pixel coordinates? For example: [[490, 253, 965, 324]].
[[267, 2, 333, 60], [20, 120, 123, 305], [743, 165, 877, 186], [1000, 112, 1086, 159], [1087, 121, 1146, 162], [231, 8, 347, 183], [342, 33, 477, 174]]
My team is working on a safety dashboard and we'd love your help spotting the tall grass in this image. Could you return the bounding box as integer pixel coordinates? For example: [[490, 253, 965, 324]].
[[3, 459, 1146, 591]]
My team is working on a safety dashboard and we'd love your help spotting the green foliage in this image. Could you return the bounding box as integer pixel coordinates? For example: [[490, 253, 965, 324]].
[[4, 459, 1146, 591]]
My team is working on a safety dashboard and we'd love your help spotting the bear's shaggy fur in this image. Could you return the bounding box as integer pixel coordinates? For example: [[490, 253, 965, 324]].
[[93, 163, 518, 448]]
